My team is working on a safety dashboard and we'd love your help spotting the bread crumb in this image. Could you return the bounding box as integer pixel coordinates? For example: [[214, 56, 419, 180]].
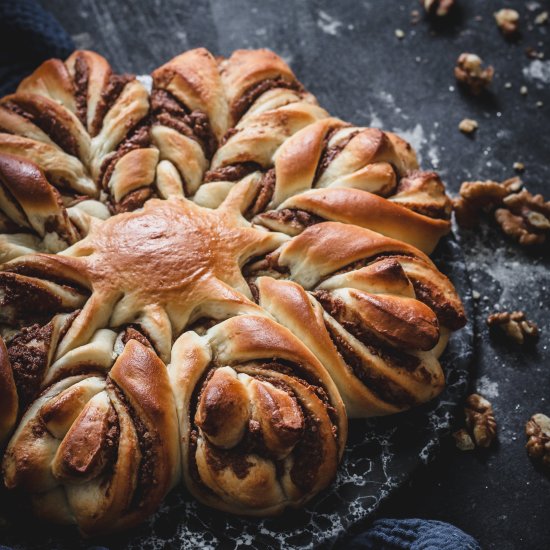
[[395, 29, 405, 39], [513, 162, 525, 172], [535, 11, 548, 25], [459, 118, 478, 134], [520, 85, 528, 95]]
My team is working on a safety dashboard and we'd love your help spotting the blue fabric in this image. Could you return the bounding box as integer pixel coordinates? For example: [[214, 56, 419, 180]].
[[350, 518, 481, 550], [0, 0, 74, 95]]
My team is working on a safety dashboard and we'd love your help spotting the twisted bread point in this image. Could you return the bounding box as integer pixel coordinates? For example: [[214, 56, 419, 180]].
[[251, 224, 465, 417], [1, 48, 452, 262], [2, 339, 180, 536], [169, 315, 346, 515]]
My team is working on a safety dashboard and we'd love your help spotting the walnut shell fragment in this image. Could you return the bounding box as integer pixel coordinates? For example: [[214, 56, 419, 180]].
[[464, 394, 497, 448], [526, 414, 550, 468], [454, 53, 494, 95], [487, 311, 539, 346]]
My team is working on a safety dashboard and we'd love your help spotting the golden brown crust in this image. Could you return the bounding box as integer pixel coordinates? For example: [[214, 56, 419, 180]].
[[169, 314, 346, 515], [255, 187, 450, 253], [2, 340, 179, 536], [0, 47, 465, 533]]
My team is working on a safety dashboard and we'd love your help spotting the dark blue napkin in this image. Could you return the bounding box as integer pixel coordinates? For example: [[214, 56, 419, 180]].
[[349, 518, 481, 550], [0, 0, 74, 96]]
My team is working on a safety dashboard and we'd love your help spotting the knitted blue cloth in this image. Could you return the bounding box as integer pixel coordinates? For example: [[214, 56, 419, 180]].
[[0, 0, 74, 95], [349, 518, 481, 550]]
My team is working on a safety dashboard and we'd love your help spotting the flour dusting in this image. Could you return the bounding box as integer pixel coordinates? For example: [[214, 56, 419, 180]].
[[523, 60, 550, 84], [477, 376, 500, 399], [317, 11, 343, 36]]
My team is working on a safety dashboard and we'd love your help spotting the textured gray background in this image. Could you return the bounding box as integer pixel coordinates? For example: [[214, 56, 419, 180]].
[[35, 1, 550, 548]]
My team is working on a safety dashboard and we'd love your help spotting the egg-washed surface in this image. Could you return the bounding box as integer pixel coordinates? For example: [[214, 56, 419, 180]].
[[0, 238, 472, 549], [0, 48, 466, 538]]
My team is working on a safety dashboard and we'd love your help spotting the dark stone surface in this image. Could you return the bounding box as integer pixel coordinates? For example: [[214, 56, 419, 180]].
[[14, 0, 550, 548]]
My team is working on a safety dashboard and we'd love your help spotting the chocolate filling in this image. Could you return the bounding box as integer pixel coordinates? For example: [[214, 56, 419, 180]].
[[7, 322, 53, 406], [289, 406, 325, 493], [313, 290, 421, 372], [259, 208, 324, 230], [231, 77, 303, 122], [1, 272, 66, 323], [151, 89, 217, 159], [323, 320, 417, 408], [120, 325, 154, 350], [313, 127, 358, 183], [189, 360, 339, 492], [98, 122, 151, 190], [73, 53, 89, 127], [411, 280, 466, 330], [90, 73, 135, 137], [108, 380, 158, 510], [245, 169, 276, 219], [203, 161, 261, 183], [112, 187, 154, 214], [3, 100, 78, 157]]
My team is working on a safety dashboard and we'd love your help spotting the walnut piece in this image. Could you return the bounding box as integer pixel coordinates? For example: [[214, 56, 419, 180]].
[[464, 394, 497, 448], [487, 311, 539, 345], [452, 177, 521, 228], [494, 9, 520, 36], [495, 189, 550, 246], [453, 428, 475, 451], [458, 118, 478, 134], [454, 53, 494, 95], [526, 414, 550, 467], [422, 0, 455, 17], [535, 11, 549, 25]]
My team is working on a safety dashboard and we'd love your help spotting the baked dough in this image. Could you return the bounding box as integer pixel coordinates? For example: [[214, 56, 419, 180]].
[[0, 48, 465, 533]]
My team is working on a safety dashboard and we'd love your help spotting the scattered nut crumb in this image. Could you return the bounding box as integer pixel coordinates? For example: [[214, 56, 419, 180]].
[[487, 311, 539, 345], [494, 8, 520, 36], [497, 189, 550, 246], [453, 429, 475, 451], [458, 118, 478, 134], [422, 0, 455, 17], [513, 161, 525, 172], [535, 11, 549, 25], [411, 9, 421, 24], [536, 101, 544, 108], [520, 85, 528, 95], [525, 47, 545, 60], [504, 81, 512, 89], [472, 290, 481, 300], [452, 177, 522, 228], [465, 394, 497, 449], [395, 29, 405, 39], [454, 53, 494, 95], [526, 413, 550, 467]]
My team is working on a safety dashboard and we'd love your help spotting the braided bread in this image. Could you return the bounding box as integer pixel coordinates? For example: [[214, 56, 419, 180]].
[[0, 48, 465, 534]]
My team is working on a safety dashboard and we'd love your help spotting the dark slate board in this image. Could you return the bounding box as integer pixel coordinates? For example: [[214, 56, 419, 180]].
[[0, 238, 472, 549], [2, 0, 550, 548]]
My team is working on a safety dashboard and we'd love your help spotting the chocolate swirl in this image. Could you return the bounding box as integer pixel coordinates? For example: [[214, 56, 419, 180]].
[[2, 339, 179, 536], [169, 315, 346, 515]]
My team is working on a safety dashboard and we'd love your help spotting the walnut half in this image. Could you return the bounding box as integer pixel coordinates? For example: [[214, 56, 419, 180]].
[[496, 189, 550, 246], [526, 414, 550, 467], [465, 394, 497, 448], [452, 177, 521, 228], [487, 311, 539, 345], [454, 53, 494, 95], [422, 0, 455, 17], [494, 9, 520, 37]]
